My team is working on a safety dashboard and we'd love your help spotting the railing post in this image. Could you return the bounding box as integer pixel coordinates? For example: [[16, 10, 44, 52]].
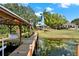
[[27, 44, 32, 56], [76, 43, 79, 56], [27, 32, 39, 56], [18, 25, 22, 45], [2, 38, 4, 56]]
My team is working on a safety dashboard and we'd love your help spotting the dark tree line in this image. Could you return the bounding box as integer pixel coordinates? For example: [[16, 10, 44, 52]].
[[71, 18, 79, 25]]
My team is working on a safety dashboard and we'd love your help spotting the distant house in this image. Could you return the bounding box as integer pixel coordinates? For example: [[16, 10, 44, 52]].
[[36, 23, 47, 30], [63, 22, 78, 29]]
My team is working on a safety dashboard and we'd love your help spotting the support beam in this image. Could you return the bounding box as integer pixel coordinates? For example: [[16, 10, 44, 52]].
[[76, 43, 79, 56], [19, 25, 22, 45]]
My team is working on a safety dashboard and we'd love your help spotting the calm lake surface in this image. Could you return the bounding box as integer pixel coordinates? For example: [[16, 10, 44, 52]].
[[36, 38, 78, 56]]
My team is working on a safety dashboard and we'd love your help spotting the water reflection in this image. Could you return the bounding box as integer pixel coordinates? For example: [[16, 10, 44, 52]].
[[37, 39, 78, 56]]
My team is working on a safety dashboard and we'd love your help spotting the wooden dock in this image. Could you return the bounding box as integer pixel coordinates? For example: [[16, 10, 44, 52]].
[[9, 32, 38, 56], [9, 38, 33, 56]]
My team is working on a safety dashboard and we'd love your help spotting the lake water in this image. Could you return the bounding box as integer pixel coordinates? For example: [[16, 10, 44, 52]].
[[0, 45, 19, 56], [36, 38, 78, 56]]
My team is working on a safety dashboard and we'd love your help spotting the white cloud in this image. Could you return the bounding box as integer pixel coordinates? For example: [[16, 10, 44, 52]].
[[46, 7, 53, 12], [51, 12, 54, 14], [35, 12, 43, 17], [60, 3, 71, 8], [59, 2, 79, 8], [35, 7, 54, 17]]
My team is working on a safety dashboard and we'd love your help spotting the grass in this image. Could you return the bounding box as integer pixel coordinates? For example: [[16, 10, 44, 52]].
[[37, 29, 79, 39]]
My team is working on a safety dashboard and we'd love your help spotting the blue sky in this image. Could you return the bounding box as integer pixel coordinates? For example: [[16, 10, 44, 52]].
[[23, 3, 79, 22]]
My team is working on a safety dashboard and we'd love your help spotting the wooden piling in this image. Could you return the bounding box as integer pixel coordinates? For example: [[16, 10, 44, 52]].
[[76, 44, 79, 56]]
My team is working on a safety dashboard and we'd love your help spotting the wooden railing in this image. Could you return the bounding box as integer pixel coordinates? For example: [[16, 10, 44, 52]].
[[27, 32, 38, 56], [0, 38, 9, 42]]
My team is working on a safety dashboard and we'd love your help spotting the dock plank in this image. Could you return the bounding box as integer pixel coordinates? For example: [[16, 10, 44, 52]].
[[9, 38, 33, 56]]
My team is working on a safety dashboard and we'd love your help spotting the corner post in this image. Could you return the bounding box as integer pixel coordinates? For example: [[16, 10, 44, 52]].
[[19, 25, 22, 44], [76, 43, 79, 56]]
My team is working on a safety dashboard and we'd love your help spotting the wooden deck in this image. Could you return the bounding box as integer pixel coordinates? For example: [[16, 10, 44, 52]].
[[9, 38, 33, 56], [9, 32, 38, 56]]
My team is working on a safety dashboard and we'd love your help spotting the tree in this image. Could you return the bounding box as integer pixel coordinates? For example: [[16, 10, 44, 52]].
[[43, 11, 68, 29], [71, 18, 79, 25]]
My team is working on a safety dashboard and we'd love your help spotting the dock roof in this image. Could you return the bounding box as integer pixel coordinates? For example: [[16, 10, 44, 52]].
[[0, 5, 31, 26]]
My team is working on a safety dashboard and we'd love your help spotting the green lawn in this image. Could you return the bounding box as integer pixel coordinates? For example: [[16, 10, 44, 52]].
[[37, 29, 79, 39]]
